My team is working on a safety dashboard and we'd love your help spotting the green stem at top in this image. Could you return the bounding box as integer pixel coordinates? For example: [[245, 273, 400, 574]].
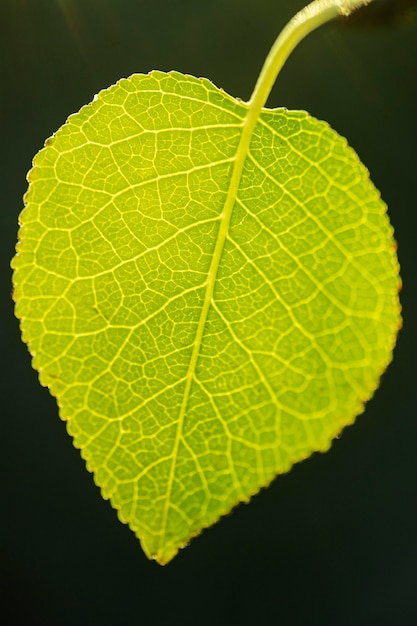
[[248, 0, 373, 109]]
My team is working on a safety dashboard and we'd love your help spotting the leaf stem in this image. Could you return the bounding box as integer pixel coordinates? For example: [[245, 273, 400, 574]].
[[248, 0, 373, 109]]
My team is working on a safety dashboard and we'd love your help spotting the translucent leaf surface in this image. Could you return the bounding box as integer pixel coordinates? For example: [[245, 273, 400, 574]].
[[13, 71, 400, 564]]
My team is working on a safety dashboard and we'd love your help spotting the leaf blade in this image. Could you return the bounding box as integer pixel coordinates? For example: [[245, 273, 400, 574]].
[[13, 71, 400, 563]]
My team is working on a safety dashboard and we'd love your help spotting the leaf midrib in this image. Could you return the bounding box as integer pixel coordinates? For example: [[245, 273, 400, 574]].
[[157, 96, 265, 558]]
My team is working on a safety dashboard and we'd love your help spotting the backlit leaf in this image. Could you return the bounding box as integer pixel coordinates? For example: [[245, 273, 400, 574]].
[[12, 71, 400, 564]]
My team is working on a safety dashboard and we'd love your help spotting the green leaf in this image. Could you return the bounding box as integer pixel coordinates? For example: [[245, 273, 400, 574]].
[[13, 70, 400, 564]]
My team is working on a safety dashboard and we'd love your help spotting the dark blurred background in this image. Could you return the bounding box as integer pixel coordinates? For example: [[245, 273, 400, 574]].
[[1, 1, 417, 624]]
